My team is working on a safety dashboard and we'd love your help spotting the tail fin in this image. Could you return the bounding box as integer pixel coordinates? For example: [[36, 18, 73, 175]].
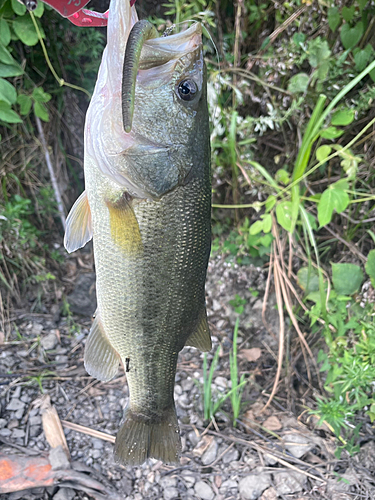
[[114, 406, 181, 466]]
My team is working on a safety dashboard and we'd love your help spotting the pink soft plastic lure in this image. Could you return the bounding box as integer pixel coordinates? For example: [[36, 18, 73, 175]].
[[33, 0, 136, 26]]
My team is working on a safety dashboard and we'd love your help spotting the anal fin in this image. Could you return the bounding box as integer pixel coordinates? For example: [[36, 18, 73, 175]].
[[84, 312, 120, 382], [64, 190, 93, 253], [185, 307, 212, 352]]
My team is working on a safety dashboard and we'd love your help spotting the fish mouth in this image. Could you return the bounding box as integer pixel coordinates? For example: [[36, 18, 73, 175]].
[[122, 21, 202, 133]]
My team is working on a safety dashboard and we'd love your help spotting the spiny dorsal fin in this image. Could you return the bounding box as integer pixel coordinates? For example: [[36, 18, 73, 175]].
[[84, 311, 120, 382], [185, 307, 212, 352], [64, 190, 93, 253]]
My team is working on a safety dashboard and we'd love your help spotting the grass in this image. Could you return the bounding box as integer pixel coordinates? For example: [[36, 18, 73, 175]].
[[202, 317, 247, 425]]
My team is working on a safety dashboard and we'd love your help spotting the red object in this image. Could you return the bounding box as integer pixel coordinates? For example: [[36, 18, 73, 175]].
[[42, 0, 136, 27]]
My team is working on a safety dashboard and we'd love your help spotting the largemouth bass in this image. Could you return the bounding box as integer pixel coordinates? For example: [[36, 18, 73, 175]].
[[64, 0, 211, 465]]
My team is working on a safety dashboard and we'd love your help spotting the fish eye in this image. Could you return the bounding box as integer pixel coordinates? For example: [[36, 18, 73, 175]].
[[177, 79, 198, 101]]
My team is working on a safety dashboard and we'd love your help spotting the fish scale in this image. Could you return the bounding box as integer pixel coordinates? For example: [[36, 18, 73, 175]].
[[64, 0, 211, 465]]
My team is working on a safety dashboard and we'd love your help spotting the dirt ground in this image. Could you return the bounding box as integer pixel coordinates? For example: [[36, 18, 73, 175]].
[[2, 250, 375, 500]]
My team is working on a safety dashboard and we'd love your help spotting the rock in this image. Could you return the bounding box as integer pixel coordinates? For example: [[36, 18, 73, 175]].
[[239, 473, 271, 500], [7, 419, 18, 429], [201, 438, 218, 465], [12, 428, 25, 439], [29, 415, 42, 426], [31, 323, 44, 335], [163, 487, 180, 500], [0, 419, 6, 428], [53, 488, 75, 500], [49, 445, 70, 470], [14, 409, 24, 420], [92, 438, 104, 449], [41, 331, 58, 350], [220, 479, 238, 492], [29, 426, 41, 438], [160, 476, 177, 489], [67, 273, 97, 317], [223, 446, 239, 464], [214, 376, 228, 389], [6, 399, 25, 411], [181, 472, 195, 487], [284, 432, 313, 458], [188, 430, 200, 447], [274, 471, 306, 494], [195, 481, 214, 500], [0, 428, 11, 436], [92, 449, 101, 459], [260, 487, 278, 500]]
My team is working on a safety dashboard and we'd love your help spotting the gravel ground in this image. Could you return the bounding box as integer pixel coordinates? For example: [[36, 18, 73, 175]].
[[1, 254, 375, 499]]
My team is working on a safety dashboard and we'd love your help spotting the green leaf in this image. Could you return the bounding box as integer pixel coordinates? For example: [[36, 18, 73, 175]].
[[249, 220, 263, 236], [11, 0, 26, 15], [342, 5, 355, 23], [32, 86, 51, 103], [318, 186, 349, 227], [276, 201, 297, 232], [331, 109, 355, 126], [297, 267, 320, 293], [358, 0, 368, 11], [0, 43, 15, 65], [367, 230, 375, 244], [0, 18, 11, 46], [0, 77, 16, 104], [17, 93, 32, 115], [340, 22, 363, 50], [328, 7, 341, 32], [320, 127, 345, 139], [33, 101, 49, 121], [262, 213, 272, 233], [332, 263, 363, 295], [307, 37, 331, 67], [333, 179, 349, 191], [287, 73, 309, 94], [13, 15, 42, 46], [0, 100, 22, 123], [370, 68, 375, 83], [259, 36, 270, 51], [292, 33, 305, 46], [0, 62, 23, 77], [365, 249, 375, 287], [275, 169, 290, 185], [33, 0, 44, 17], [353, 44, 373, 72], [316, 145, 332, 162], [265, 195, 276, 213]]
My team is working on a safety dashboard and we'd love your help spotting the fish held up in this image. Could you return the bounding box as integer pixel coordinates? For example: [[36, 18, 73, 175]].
[[64, 0, 211, 466]]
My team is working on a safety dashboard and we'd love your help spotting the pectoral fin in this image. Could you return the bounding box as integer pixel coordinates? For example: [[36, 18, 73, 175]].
[[64, 190, 93, 253], [106, 194, 142, 255], [84, 312, 120, 382], [185, 307, 211, 352]]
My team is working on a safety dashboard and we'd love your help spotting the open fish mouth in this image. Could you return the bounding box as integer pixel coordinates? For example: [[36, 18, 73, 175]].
[[122, 21, 203, 133]]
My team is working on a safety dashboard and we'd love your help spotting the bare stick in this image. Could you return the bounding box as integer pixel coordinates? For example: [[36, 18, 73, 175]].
[[35, 116, 66, 230]]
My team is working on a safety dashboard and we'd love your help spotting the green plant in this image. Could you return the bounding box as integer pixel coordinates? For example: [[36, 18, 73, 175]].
[[201, 318, 247, 424], [25, 370, 55, 393], [229, 317, 247, 426], [301, 261, 375, 453]]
